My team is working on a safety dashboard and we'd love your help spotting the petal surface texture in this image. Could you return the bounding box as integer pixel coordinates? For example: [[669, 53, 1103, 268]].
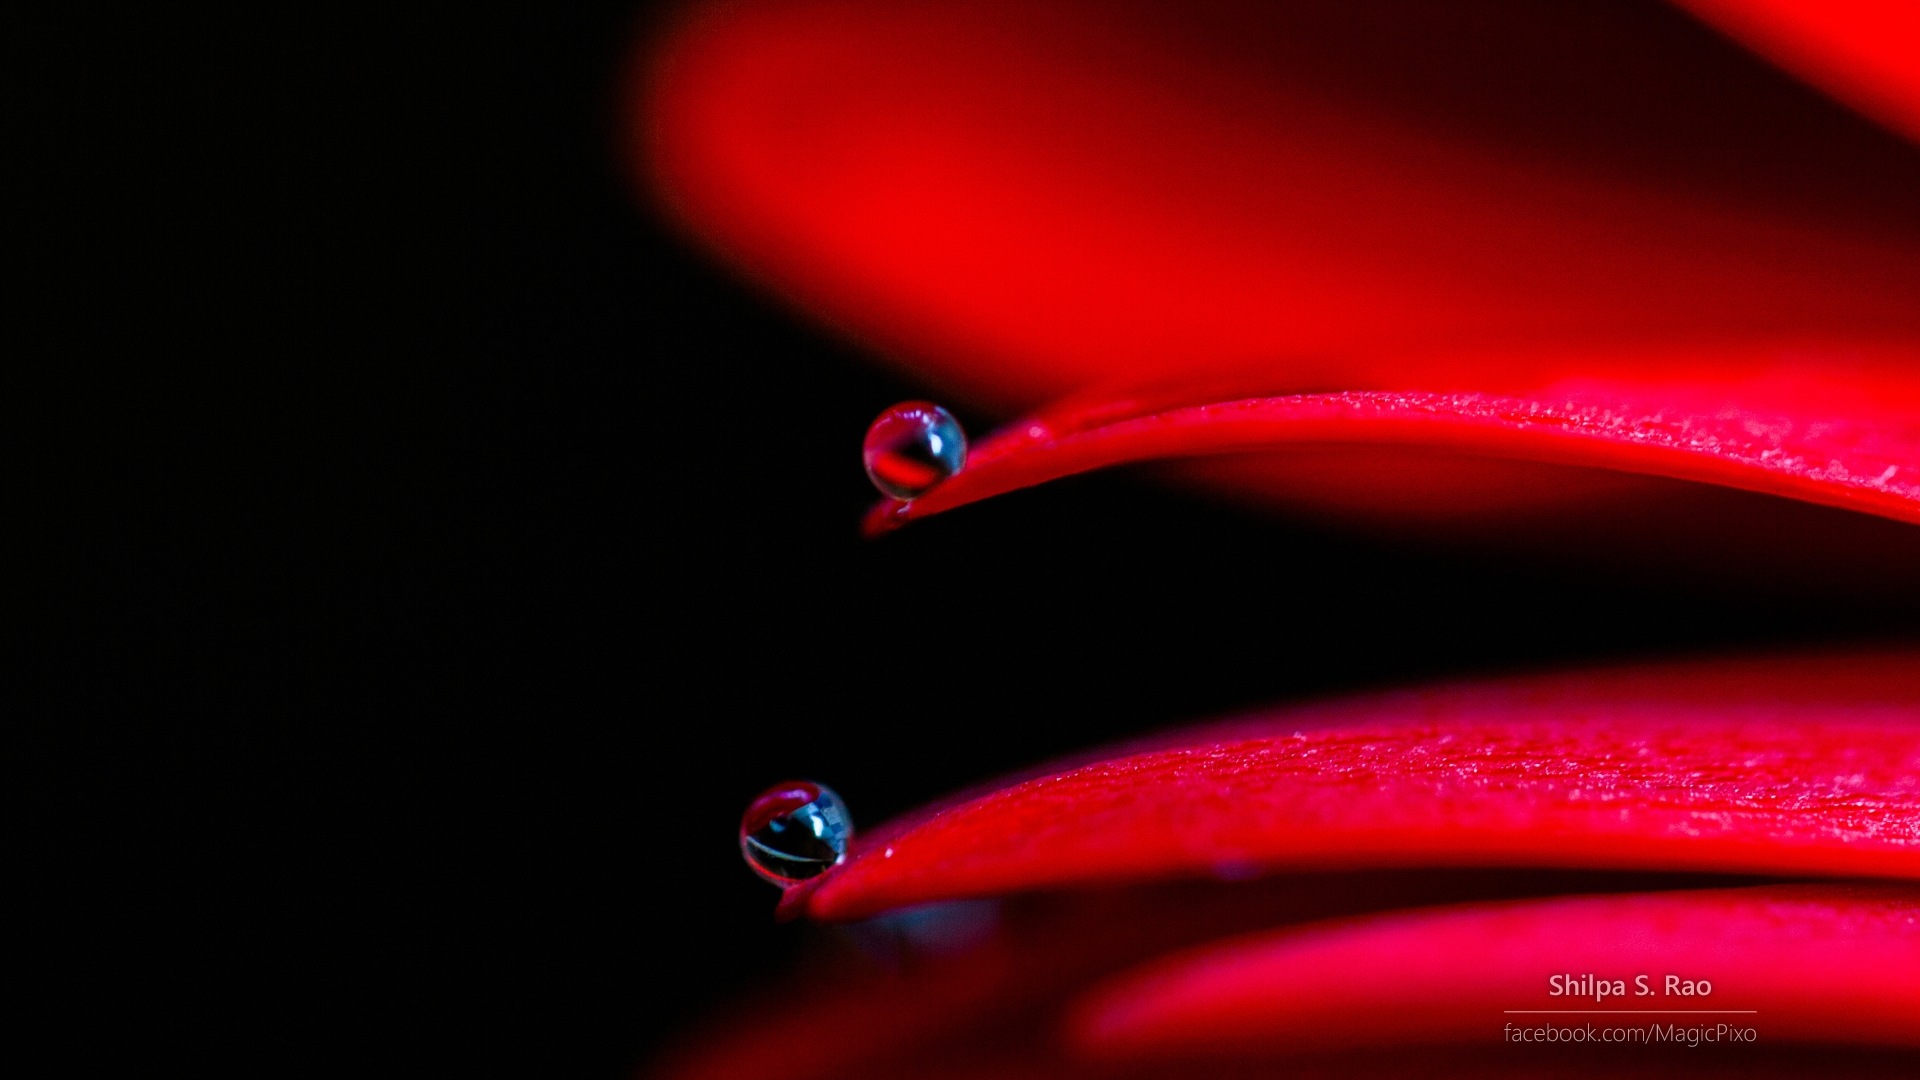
[[1074, 884, 1920, 1057], [796, 653, 1920, 921], [861, 347, 1920, 535]]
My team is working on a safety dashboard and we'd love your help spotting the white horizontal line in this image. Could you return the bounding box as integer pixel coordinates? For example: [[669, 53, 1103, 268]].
[[1503, 1010, 1757, 1014], [1497, 999, 1758, 1006]]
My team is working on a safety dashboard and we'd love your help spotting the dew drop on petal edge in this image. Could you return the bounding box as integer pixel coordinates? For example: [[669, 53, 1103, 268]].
[[739, 781, 853, 886], [863, 401, 967, 500]]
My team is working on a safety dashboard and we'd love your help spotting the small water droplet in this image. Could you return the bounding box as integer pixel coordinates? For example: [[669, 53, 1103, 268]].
[[864, 401, 967, 500], [739, 781, 852, 886]]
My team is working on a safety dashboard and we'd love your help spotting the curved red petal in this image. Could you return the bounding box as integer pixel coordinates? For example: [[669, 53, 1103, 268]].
[[794, 653, 1920, 921], [658, 878, 1920, 1079], [643, 0, 1920, 411], [666, 873, 1673, 1080], [1675, 0, 1920, 145], [861, 343, 1920, 535], [1073, 884, 1920, 1057]]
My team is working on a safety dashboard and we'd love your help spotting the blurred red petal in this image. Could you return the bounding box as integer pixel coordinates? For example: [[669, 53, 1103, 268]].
[[1675, 0, 1920, 145], [794, 653, 1920, 921], [660, 878, 1920, 1079], [1073, 884, 1920, 1056], [643, 0, 1920, 411], [665, 871, 1743, 1080]]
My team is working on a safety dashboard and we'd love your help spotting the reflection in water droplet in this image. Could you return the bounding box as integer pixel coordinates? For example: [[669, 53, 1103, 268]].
[[863, 402, 967, 500], [739, 781, 853, 886]]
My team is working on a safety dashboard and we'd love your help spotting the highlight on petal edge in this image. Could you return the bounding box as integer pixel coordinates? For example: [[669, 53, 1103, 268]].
[[855, 345, 1920, 540], [791, 651, 1920, 921]]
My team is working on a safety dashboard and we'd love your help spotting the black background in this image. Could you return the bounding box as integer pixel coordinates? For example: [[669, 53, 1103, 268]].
[[40, 3, 1913, 1077]]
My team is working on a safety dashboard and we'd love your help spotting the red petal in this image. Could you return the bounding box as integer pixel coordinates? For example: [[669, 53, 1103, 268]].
[[1073, 884, 1920, 1056], [666, 874, 1666, 1080], [658, 879, 1920, 1079], [642, 0, 1920, 411], [861, 343, 1920, 535], [793, 653, 1920, 921], [1675, 1, 1920, 145]]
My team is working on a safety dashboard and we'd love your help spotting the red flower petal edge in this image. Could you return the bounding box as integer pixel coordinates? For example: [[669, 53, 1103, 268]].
[[861, 344, 1920, 536], [789, 652, 1920, 921], [1675, 0, 1920, 145], [1072, 884, 1920, 1058]]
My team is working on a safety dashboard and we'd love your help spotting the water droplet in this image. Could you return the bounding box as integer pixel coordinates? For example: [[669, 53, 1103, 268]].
[[739, 781, 852, 886], [863, 401, 967, 500]]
